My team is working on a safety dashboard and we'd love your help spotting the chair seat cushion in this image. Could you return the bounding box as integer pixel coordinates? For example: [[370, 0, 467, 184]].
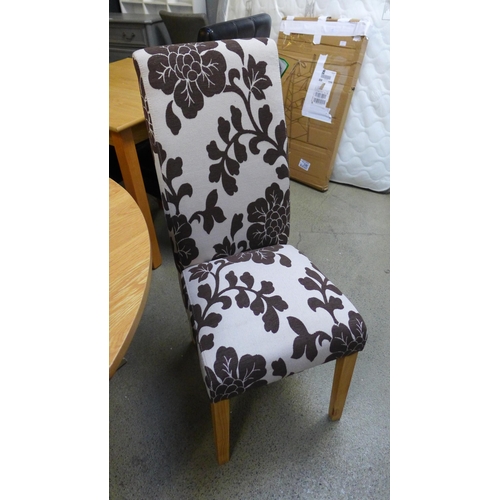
[[182, 244, 367, 402]]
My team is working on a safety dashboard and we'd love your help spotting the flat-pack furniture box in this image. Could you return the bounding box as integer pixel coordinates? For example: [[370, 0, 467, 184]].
[[277, 17, 369, 191]]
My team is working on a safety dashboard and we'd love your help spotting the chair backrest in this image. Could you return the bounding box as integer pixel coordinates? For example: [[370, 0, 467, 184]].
[[133, 38, 290, 273], [159, 11, 209, 44], [197, 13, 272, 42]]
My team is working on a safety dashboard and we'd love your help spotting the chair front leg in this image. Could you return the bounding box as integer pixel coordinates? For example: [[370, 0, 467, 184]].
[[328, 352, 359, 421], [210, 399, 230, 464]]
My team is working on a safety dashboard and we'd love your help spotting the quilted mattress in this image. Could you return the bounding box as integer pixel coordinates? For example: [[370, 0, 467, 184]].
[[217, 0, 390, 192]]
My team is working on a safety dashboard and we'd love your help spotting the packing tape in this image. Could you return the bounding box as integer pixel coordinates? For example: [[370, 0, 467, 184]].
[[283, 15, 295, 35], [313, 16, 328, 44], [279, 19, 370, 39]]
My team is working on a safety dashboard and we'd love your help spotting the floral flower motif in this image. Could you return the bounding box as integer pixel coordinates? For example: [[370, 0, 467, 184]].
[[247, 183, 290, 247], [204, 346, 268, 402], [146, 43, 227, 120]]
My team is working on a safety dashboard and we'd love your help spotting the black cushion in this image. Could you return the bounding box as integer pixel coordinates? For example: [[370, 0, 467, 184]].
[[159, 10, 208, 44], [197, 13, 272, 42]]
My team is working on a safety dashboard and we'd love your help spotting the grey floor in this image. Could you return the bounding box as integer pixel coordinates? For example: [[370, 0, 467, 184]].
[[109, 180, 390, 499]]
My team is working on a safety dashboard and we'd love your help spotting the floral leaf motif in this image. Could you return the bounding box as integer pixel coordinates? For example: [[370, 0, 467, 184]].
[[258, 105, 273, 135], [197, 283, 212, 300], [259, 280, 274, 295], [189, 189, 227, 234], [288, 316, 331, 362], [243, 55, 272, 100], [250, 296, 264, 316], [222, 40, 245, 62], [326, 282, 343, 296], [166, 156, 183, 179], [263, 147, 281, 165], [189, 263, 213, 282], [221, 168, 238, 196], [233, 279, 288, 333], [307, 295, 344, 316], [233, 138, 247, 163], [271, 358, 287, 378], [225, 270, 238, 288], [230, 105, 243, 132], [152, 140, 167, 168], [213, 236, 235, 259], [262, 295, 288, 333], [209, 159, 224, 183], [205, 346, 267, 402], [235, 290, 250, 308], [278, 253, 292, 267], [205, 312, 222, 328], [170, 214, 199, 269], [218, 117, 231, 144], [166, 101, 181, 135], [213, 346, 238, 380], [326, 323, 352, 362], [217, 295, 232, 310], [348, 311, 367, 340], [207, 140, 225, 160], [298, 267, 325, 292], [230, 213, 243, 239], [239, 271, 254, 289], [325, 316, 367, 363], [275, 120, 287, 151], [199, 333, 214, 352], [226, 157, 240, 176], [238, 354, 267, 386], [175, 183, 193, 208], [249, 136, 261, 155], [276, 164, 289, 179], [307, 297, 326, 312]]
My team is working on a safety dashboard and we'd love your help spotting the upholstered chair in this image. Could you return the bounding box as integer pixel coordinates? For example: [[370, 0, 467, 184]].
[[197, 13, 272, 41], [132, 38, 367, 464], [159, 11, 209, 44]]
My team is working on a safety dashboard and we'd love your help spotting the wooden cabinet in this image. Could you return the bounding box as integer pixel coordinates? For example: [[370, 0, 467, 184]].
[[109, 13, 171, 62], [119, 0, 207, 15]]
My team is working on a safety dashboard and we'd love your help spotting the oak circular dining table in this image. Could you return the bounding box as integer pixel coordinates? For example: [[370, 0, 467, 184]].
[[109, 178, 152, 378]]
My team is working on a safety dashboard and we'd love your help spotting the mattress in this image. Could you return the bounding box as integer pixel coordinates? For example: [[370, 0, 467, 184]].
[[217, 0, 390, 192]]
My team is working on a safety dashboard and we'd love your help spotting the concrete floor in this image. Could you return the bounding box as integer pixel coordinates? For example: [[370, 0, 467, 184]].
[[109, 180, 390, 499]]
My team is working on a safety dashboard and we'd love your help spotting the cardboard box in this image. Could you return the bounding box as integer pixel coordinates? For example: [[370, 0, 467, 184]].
[[277, 18, 369, 191]]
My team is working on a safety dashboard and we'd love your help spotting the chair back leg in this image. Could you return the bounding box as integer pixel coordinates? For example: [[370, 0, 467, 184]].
[[329, 352, 359, 421], [210, 399, 230, 464]]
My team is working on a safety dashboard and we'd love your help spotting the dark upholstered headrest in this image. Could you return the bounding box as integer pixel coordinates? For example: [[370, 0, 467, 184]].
[[159, 10, 209, 44], [197, 13, 272, 42]]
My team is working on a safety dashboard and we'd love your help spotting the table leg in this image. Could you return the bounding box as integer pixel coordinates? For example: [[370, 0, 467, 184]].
[[111, 129, 162, 269]]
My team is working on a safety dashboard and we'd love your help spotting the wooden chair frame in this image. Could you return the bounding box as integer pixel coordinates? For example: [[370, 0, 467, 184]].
[[210, 352, 359, 465]]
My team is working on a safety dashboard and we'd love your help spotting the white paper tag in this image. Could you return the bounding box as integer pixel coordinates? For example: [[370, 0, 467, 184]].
[[302, 54, 336, 123], [298, 159, 311, 171]]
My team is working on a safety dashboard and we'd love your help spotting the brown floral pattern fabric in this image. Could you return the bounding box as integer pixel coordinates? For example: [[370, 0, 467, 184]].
[[182, 244, 366, 401], [133, 39, 367, 403]]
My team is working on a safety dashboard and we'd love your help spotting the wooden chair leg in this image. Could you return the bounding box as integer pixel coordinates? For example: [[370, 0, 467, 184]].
[[329, 352, 359, 421], [210, 399, 230, 464]]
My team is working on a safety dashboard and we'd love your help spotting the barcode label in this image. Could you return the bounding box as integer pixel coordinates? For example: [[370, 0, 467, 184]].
[[301, 55, 336, 123], [298, 159, 311, 171], [313, 92, 327, 105]]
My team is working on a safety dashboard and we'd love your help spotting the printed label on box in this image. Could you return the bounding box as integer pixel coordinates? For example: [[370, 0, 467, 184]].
[[302, 54, 336, 123], [298, 159, 311, 171], [279, 57, 289, 77]]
